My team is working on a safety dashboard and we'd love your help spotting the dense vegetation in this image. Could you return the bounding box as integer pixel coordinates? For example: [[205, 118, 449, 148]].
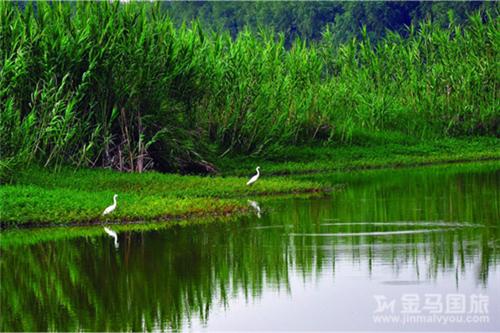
[[162, 1, 495, 45], [1, 2, 498, 178]]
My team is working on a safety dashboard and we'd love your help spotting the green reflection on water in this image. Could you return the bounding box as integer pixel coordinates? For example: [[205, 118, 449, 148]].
[[1, 162, 499, 331]]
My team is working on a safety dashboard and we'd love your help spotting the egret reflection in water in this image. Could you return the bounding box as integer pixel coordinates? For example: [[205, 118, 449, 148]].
[[248, 200, 262, 218], [103, 227, 119, 248]]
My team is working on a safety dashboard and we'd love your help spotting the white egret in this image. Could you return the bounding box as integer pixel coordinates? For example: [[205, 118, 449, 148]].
[[104, 227, 119, 248], [102, 194, 118, 216], [248, 200, 261, 218], [246, 166, 260, 186]]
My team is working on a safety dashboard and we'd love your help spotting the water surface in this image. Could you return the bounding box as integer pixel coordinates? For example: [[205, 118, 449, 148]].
[[1, 162, 499, 331]]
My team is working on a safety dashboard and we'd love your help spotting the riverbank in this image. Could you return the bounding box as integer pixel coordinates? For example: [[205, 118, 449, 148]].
[[0, 167, 321, 227], [220, 137, 500, 176], [1, 138, 498, 227]]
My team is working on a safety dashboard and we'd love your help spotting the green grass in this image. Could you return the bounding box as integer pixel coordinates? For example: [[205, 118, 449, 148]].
[[220, 137, 500, 176], [2, 138, 498, 227], [0, 167, 321, 226]]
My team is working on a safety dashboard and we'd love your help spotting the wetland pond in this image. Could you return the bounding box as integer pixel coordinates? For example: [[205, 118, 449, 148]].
[[1, 162, 499, 331]]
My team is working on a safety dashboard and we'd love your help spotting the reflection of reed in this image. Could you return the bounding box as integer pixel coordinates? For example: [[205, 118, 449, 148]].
[[2, 223, 496, 332], [321, 221, 487, 227], [289, 229, 454, 236]]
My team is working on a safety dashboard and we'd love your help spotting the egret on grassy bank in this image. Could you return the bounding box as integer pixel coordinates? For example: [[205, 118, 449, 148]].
[[104, 227, 119, 248], [102, 194, 118, 216], [246, 167, 260, 186]]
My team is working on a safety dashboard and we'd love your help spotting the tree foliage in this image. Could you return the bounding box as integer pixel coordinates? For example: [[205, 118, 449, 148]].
[[161, 1, 495, 46]]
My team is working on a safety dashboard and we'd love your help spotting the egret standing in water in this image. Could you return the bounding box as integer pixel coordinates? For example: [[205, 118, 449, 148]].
[[103, 227, 119, 248], [246, 167, 260, 186], [102, 194, 118, 216]]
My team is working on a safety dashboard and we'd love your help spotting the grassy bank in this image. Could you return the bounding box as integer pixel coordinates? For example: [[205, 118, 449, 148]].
[[2, 138, 498, 227], [0, 167, 321, 226], [2, 159, 498, 248], [220, 137, 500, 176]]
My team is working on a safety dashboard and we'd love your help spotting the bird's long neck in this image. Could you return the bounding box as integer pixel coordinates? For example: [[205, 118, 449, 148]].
[[113, 196, 117, 206], [256, 168, 260, 176]]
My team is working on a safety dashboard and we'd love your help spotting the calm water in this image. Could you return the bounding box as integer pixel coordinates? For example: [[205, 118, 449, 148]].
[[1, 163, 499, 331]]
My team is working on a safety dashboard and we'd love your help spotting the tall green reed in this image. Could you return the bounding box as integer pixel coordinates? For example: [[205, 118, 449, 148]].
[[0, 2, 497, 177]]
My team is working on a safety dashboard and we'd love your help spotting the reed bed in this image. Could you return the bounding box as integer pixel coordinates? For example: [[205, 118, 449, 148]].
[[1, 2, 497, 177]]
